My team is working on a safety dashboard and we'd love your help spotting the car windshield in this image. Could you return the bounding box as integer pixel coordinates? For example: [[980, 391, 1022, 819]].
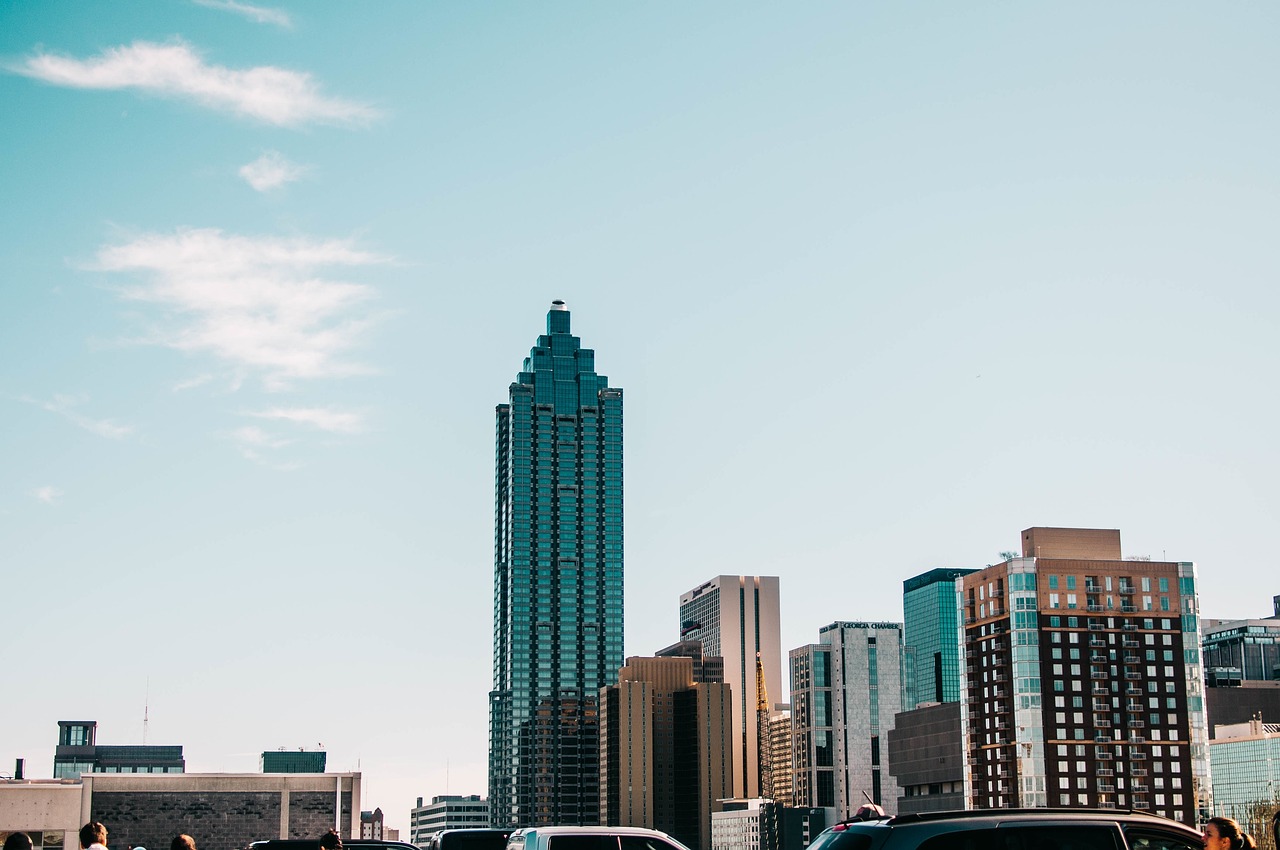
[[808, 830, 874, 850]]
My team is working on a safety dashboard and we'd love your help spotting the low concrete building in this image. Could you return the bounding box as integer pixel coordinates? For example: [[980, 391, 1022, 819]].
[[1, 773, 361, 850], [409, 795, 489, 847], [886, 702, 964, 815], [711, 799, 828, 850]]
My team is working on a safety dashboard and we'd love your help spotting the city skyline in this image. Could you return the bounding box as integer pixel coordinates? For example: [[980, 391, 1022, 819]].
[[3, 2, 1279, 836]]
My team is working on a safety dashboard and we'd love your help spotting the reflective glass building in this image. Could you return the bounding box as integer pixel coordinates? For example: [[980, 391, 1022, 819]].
[[903, 568, 977, 707], [488, 301, 624, 826]]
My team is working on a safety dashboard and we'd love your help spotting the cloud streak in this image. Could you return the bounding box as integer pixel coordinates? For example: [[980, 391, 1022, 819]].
[[16, 41, 375, 127], [248, 406, 365, 433], [96, 228, 387, 391], [20, 394, 133, 439], [239, 151, 307, 191], [193, 0, 292, 27]]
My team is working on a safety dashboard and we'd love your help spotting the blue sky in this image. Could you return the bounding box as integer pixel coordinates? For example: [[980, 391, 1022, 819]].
[[2, 0, 1278, 832]]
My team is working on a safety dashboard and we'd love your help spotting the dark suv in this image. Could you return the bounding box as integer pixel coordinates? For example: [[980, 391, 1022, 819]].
[[806, 809, 1204, 850]]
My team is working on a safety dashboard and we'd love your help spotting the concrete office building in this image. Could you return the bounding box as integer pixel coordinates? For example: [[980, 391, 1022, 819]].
[[903, 569, 978, 708], [0, 772, 359, 850], [679, 576, 782, 800], [600, 655, 733, 850], [53, 721, 184, 778], [409, 795, 489, 847], [790, 622, 910, 817], [657, 640, 726, 685], [1202, 595, 1280, 683], [886, 701, 965, 815], [488, 301, 624, 826], [959, 527, 1210, 824]]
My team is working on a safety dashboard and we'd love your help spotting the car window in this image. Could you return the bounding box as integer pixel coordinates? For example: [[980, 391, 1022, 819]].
[[547, 837, 619, 850], [807, 830, 873, 850], [1123, 829, 1202, 850], [620, 838, 683, 850], [918, 826, 1119, 850]]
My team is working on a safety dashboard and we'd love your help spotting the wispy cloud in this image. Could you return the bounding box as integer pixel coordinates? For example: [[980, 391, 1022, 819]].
[[248, 406, 364, 433], [95, 228, 388, 391], [33, 486, 63, 505], [16, 41, 376, 127], [239, 150, 307, 192], [230, 425, 292, 448], [226, 426, 300, 469], [20, 394, 133, 439], [172, 374, 215, 392], [193, 0, 292, 27]]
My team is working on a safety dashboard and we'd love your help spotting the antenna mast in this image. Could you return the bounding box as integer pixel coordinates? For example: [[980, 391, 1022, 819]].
[[143, 678, 150, 745]]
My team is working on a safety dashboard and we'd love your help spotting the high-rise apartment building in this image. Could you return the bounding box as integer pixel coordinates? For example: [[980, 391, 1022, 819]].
[[959, 527, 1210, 824], [903, 568, 977, 707], [679, 576, 782, 800], [488, 301, 624, 826], [790, 622, 910, 817], [599, 656, 732, 850], [409, 795, 490, 846]]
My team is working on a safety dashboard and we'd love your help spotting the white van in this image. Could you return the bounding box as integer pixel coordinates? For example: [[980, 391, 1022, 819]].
[[505, 827, 693, 850]]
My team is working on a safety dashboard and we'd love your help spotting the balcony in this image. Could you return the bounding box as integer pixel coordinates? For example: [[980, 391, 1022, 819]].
[[1133, 798, 1150, 810], [1126, 703, 1143, 712], [1099, 802, 1117, 810], [1122, 638, 1140, 648], [1098, 783, 1116, 793], [1088, 604, 1105, 612], [1129, 735, 1146, 745], [1131, 751, 1148, 761], [1126, 686, 1142, 695], [1091, 671, 1109, 679], [1131, 782, 1149, 793], [1086, 584, 1103, 593], [1096, 768, 1114, 777], [1088, 621, 1106, 631], [1094, 734, 1112, 744], [1119, 586, 1136, 595], [1122, 623, 1138, 631], [1130, 720, 1146, 729], [1121, 604, 1138, 613], [1125, 672, 1143, 680], [1124, 655, 1141, 663], [1096, 751, 1114, 761], [1093, 685, 1109, 695], [1095, 718, 1112, 728], [1130, 768, 1147, 778], [1093, 701, 1110, 711]]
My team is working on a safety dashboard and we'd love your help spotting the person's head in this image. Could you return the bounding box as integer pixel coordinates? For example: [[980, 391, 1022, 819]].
[[318, 831, 342, 850], [1204, 818, 1256, 850], [170, 835, 196, 850], [79, 823, 108, 850], [5, 833, 35, 850]]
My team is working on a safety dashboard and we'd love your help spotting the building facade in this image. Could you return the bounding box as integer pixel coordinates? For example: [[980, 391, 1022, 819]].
[[1208, 719, 1280, 838], [885, 701, 965, 815], [52, 721, 184, 778], [710, 799, 827, 850], [903, 568, 977, 708], [600, 656, 733, 850], [766, 705, 793, 808], [262, 751, 327, 773], [409, 795, 489, 847], [959, 527, 1210, 824], [2, 772, 359, 850], [790, 622, 910, 817], [679, 576, 782, 800], [1202, 598, 1280, 684], [488, 301, 624, 826]]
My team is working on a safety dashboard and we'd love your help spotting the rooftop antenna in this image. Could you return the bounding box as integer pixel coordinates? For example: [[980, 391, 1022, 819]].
[[143, 678, 150, 745]]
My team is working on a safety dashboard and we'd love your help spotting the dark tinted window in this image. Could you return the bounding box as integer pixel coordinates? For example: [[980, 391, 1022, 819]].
[[917, 826, 1119, 850], [807, 830, 873, 850], [439, 833, 512, 850], [547, 837, 618, 850], [1123, 829, 1201, 850], [620, 838, 682, 850]]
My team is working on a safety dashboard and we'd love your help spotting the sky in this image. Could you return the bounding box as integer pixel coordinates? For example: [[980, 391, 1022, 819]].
[[2, 0, 1279, 835]]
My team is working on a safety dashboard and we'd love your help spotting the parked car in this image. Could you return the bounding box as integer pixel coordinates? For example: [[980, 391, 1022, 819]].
[[806, 808, 1204, 850], [427, 829, 514, 850], [506, 826, 693, 850], [251, 840, 421, 850]]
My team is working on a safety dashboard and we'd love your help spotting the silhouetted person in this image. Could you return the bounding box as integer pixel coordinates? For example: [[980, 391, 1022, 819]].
[[170, 835, 197, 850], [318, 832, 341, 850], [80, 823, 109, 850], [5, 833, 35, 850]]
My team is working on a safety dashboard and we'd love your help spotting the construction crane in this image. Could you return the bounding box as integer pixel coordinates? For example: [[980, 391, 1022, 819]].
[[756, 652, 772, 800]]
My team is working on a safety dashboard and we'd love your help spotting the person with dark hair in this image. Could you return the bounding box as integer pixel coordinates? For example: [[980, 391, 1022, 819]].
[[80, 823, 108, 850], [318, 831, 341, 850], [170, 836, 196, 850], [1204, 817, 1257, 850], [4, 833, 35, 850]]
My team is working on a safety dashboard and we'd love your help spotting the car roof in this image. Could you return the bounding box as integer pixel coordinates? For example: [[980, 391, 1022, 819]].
[[509, 828, 680, 838]]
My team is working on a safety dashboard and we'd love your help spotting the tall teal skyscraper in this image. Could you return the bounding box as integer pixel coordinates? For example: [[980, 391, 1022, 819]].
[[489, 301, 624, 826], [902, 568, 976, 707]]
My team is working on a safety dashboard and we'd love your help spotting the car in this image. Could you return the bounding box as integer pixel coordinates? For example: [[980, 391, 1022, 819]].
[[427, 829, 514, 850], [505, 826, 694, 850], [250, 840, 422, 850], [805, 808, 1205, 850]]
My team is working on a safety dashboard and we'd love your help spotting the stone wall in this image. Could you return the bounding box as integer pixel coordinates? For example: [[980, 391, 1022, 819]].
[[92, 791, 281, 850]]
